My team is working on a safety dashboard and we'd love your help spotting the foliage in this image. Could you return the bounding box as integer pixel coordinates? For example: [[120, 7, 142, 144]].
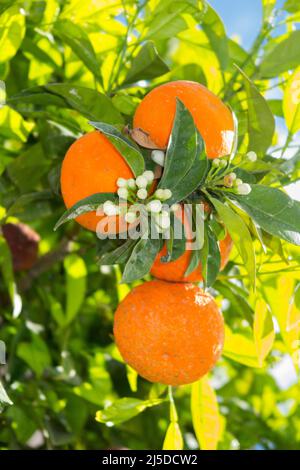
[[1, 0, 300, 450]]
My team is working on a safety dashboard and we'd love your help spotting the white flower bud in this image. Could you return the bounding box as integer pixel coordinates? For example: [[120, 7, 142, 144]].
[[117, 177, 127, 188], [154, 189, 165, 200], [162, 189, 172, 200], [220, 159, 228, 168], [235, 178, 243, 186], [137, 188, 148, 200], [103, 201, 119, 216], [237, 183, 251, 195], [125, 212, 137, 224], [127, 178, 136, 189], [136, 175, 148, 188], [117, 188, 128, 199], [228, 172, 237, 181], [170, 203, 180, 213], [147, 199, 162, 213], [247, 151, 257, 162], [212, 159, 220, 167], [143, 170, 154, 183], [151, 150, 165, 167]]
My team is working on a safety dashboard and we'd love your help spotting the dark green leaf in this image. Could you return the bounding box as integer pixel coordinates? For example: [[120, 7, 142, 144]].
[[54, 193, 118, 230], [236, 66, 275, 156], [205, 226, 221, 287], [123, 41, 169, 85], [122, 236, 162, 283], [214, 280, 254, 326], [162, 215, 186, 262], [159, 99, 197, 191], [99, 238, 137, 265], [169, 130, 208, 204], [89, 121, 144, 177], [229, 185, 300, 246], [259, 31, 300, 78]]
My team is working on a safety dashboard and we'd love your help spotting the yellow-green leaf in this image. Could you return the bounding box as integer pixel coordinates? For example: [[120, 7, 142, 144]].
[[191, 376, 222, 450], [253, 299, 275, 366], [283, 67, 300, 134], [64, 254, 87, 325], [223, 325, 261, 367], [163, 422, 184, 450]]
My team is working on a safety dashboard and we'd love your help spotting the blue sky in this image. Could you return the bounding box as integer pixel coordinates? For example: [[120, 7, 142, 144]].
[[209, 0, 262, 49]]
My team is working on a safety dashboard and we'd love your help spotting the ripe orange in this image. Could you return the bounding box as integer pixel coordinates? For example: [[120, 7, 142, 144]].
[[151, 233, 233, 283], [60, 131, 133, 231], [133, 80, 234, 159], [114, 280, 224, 386]]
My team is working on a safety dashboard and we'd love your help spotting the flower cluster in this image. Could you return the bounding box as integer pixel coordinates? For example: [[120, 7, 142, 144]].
[[101, 170, 176, 233]]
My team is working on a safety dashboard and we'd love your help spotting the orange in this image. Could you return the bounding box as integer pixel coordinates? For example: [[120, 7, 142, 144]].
[[61, 131, 133, 231], [133, 80, 234, 158], [151, 205, 233, 282], [114, 280, 224, 385]]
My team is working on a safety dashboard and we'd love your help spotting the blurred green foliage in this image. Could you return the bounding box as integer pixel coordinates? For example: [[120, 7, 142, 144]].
[[1, 0, 300, 450]]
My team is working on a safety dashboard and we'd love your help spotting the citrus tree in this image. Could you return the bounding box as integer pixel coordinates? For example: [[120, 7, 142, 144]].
[[1, 0, 300, 451]]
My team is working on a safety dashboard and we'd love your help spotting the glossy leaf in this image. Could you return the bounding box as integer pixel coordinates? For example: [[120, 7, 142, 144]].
[[159, 99, 198, 191], [209, 197, 256, 288], [95, 398, 163, 426], [0, 6, 26, 63], [122, 236, 161, 283], [230, 185, 300, 246], [99, 239, 136, 266], [89, 121, 145, 177], [191, 376, 222, 450], [123, 41, 169, 85], [54, 193, 118, 230], [169, 130, 208, 204]]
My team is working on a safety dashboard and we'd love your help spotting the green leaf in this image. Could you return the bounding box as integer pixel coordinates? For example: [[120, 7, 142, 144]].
[[89, 122, 145, 177], [95, 397, 163, 426], [209, 197, 256, 288], [163, 216, 186, 262], [205, 226, 221, 288], [0, 5, 26, 63], [64, 254, 87, 325], [163, 422, 184, 450], [236, 66, 275, 156], [123, 41, 169, 85], [253, 299, 275, 366], [283, 67, 300, 134], [191, 376, 222, 450], [54, 193, 118, 230], [7, 143, 50, 192], [17, 334, 51, 377], [262, 0, 277, 21], [54, 19, 102, 82], [122, 236, 161, 283], [171, 63, 207, 86], [283, 0, 300, 14], [267, 99, 284, 118], [259, 30, 300, 78], [169, 130, 208, 204], [202, 3, 229, 70], [0, 382, 13, 407], [230, 185, 300, 246], [223, 325, 261, 367], [159, 99, 198, 191], [99, 239, 136, 265], [215, 280, 254, 326]]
